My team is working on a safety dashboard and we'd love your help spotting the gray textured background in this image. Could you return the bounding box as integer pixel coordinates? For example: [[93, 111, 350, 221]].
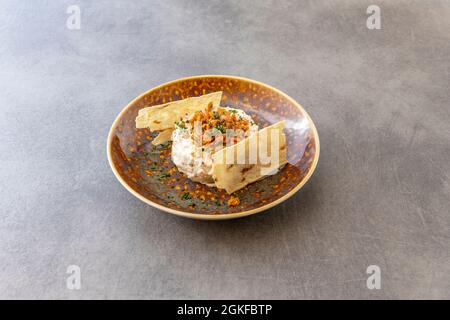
[[0, 0, 449, 299]]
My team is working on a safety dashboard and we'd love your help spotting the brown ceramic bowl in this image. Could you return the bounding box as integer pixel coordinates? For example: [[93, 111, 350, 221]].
[[107, 75, 319, 220]]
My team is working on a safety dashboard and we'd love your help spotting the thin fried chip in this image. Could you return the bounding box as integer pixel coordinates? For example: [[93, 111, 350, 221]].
[[211, 121, 287, 194], [151, 128, 174, 146], [135, 92, 222, 131]]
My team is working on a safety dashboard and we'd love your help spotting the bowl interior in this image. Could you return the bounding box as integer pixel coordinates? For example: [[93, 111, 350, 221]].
[[109, 76, 318, 216]]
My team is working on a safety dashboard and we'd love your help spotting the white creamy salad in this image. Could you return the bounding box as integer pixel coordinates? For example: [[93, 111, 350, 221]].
[[171, 107, 258, 186]]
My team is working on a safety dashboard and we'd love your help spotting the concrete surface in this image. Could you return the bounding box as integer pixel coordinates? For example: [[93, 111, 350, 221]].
[[0, 0, 449, 299]]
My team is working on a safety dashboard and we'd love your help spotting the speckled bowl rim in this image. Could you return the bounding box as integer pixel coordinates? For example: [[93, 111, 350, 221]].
[[107, 75, 320, 220]]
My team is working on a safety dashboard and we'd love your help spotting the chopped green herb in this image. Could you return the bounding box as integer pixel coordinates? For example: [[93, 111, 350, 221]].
[[215, 124, 226, 134], [188, 201, 196, 207], [160, 142, 171, 149], [157, 173, 170, 180], [181, 192, 191, 200], [175, 120, 186, 129]]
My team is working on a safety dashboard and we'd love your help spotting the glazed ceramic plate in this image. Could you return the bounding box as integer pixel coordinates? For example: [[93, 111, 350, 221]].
[[107, 75, 319, 220]]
